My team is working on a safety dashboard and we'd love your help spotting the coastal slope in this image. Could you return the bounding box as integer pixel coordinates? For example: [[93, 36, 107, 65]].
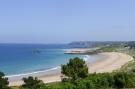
[[89, 52, 134, 73]]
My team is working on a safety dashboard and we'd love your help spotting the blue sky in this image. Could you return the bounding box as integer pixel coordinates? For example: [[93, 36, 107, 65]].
[[0, 0, 135, 43]]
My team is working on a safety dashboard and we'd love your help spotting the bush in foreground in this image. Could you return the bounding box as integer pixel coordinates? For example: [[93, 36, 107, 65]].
[[21, 76, 44, 89], [0, 72, 11, 89], [61, 57, 88, 82]]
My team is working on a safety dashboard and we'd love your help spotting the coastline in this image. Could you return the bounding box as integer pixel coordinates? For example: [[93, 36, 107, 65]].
[[8, 52, 134, 86], [89, 52, 134, 73]]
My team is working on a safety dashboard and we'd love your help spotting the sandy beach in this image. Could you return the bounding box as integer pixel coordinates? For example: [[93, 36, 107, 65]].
[[8, 52, 134, 86]]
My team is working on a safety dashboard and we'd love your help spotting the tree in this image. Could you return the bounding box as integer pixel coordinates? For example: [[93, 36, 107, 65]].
[[22, 76, 43, 89], [127, 41, 135, 49], [61, 57, 88, 82], [0, 72, 10, 89]]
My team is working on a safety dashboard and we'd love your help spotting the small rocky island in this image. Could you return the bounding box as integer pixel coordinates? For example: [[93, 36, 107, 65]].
[[32, 48, 41, 54]]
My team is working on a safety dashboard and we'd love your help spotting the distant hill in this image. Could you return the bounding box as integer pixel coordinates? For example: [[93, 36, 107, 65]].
[[68, 41, 128, 48]]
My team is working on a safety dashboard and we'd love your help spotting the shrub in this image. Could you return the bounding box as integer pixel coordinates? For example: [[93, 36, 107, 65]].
[[61, 57, 88, 82], [0, 72, 10, 89], [22, 76, 43, 89]]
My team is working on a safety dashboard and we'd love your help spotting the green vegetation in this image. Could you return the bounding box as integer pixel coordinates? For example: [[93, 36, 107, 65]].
[[61, 57, 88, 82], [12, 72, 135, 89], [98, 43, 126, 52], [11, 86, 20, 89], [99, 46, 118, 52], [21, 76, 44, 89], [119, 60, 135, 73], [0, 72, 11, 89]]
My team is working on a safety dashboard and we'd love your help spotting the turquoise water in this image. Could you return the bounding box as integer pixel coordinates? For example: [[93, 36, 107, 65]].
[[0, 44, 86, 76]]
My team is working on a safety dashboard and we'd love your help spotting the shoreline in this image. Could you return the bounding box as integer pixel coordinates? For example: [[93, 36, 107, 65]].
[[6, 66, 61, 78], [8, 52, 134, 86], [6, 49, 90, 78], [89, 52, 134, 73], [6, 55, 89, 78]]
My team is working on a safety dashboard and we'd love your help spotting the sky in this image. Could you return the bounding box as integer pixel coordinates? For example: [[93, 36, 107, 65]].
[[0, 0, 135, 44]]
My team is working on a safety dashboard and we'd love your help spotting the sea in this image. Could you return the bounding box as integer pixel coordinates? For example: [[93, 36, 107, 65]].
[[0, 44, 101, 77]]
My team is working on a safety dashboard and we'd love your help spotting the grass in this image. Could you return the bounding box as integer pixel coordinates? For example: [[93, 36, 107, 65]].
[[119, 60, 135, 73], [99, 47, 116, 52], [98, 45, 121, 52], [11, 86, 20, 89], [116, 48, 135, 73]]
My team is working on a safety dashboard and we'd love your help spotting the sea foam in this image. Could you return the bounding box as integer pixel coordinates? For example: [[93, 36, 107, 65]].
[[5, 66, 61, 78], [83, 55, 90, 61]]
